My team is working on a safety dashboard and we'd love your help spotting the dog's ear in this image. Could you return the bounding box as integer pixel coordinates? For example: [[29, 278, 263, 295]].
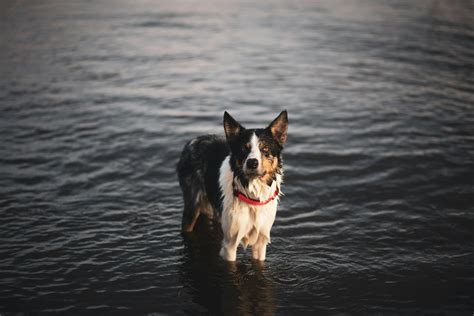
[[267, 110, 288, 146], [223, 111, 244, 141]]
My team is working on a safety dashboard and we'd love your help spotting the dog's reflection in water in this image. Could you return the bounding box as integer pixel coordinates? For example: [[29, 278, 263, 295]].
[[180, 218, 275, 315]]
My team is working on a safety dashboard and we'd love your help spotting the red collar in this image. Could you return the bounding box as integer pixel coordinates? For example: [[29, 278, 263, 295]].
[[234, 186, 280, 206]]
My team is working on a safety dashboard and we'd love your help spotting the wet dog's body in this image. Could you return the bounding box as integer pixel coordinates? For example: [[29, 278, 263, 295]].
[[177, 111, 288, 261]]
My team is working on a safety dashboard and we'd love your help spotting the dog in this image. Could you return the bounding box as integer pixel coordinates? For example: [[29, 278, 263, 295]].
[[177, 111, 288, 261]]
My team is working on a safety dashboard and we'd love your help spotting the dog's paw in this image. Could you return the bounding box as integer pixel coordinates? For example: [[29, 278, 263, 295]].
[[219, 246, 237, 261]]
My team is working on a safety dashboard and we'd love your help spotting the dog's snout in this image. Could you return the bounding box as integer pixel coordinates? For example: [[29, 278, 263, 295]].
[[246, 158, 258, 169]]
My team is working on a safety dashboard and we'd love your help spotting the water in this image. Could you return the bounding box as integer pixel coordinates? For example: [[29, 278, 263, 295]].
[[1, 0, 474, 314]]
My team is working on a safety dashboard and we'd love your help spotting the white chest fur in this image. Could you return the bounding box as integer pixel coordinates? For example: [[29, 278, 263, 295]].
[[218, 156, 282, 261]]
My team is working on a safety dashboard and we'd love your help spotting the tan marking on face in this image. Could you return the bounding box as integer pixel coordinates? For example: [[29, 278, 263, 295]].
[[235, 158, 243, 168], [259, 145, 279, 183]]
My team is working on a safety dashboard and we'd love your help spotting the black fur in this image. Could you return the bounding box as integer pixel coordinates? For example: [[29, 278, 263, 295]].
[[177, 135, 229, 231]]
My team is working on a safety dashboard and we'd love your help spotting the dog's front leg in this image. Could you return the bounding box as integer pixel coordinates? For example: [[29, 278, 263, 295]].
[[220, 238, 238, 261], [252, 234, 268, 261], [220, 208, 248, 261]]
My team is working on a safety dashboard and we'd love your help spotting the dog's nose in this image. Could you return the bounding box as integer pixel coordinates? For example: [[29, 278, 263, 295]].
[[246, 158, 258, 169]]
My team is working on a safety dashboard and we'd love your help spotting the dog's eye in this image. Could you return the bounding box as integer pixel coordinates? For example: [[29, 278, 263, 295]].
[[261, 147, 270, 156], [243, 143, 251, 151]]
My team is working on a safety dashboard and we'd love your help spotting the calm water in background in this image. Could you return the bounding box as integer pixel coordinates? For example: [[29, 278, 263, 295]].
[[1, 0, 474, 314]]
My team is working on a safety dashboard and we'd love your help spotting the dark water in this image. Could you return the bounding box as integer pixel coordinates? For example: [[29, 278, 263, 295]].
[[1, 0, 474, 314]]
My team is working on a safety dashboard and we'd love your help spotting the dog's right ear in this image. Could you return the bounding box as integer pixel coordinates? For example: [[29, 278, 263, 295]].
[[223, 111, 244, 141]]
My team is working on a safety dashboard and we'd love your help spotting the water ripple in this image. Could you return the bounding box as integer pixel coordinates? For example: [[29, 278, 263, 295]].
[[1, 0, 473, 314]]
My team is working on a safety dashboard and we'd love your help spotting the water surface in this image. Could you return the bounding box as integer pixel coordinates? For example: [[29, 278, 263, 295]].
[[1, 0, 474, 314]]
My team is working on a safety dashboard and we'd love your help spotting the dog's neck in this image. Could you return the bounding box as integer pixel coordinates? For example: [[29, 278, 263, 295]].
[[233, 173, 281, 202]]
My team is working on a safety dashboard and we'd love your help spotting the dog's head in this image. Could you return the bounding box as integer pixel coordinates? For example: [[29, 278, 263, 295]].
[[223, 111, 288, 185]]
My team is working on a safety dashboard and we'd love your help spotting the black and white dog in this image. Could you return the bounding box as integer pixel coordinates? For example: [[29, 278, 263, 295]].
[[177, 111, 288, 261]]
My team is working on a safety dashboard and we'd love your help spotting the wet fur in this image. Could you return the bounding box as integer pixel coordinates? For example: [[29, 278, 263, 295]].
[[177, 111, 288, 261]]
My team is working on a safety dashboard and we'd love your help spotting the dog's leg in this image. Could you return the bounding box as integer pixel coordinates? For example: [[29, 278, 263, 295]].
[[220, 225, 240, 261], [220, 209, 249, 261], [182, 203, 200, 233], [220, 238, 238, 261], [180, 173, 204, 233], [252, 234, 269, 261]]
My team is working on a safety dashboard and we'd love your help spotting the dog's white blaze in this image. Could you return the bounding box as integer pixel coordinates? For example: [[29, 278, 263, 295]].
[[219, 155, 282, 261], [248, 133, 261, 161], [244, 133, 262, 173]]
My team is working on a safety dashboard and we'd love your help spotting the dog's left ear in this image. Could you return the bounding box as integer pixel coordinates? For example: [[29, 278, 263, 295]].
[[267, 110, 288, 146]]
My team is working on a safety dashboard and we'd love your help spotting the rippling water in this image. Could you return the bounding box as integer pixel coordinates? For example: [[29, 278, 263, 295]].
[[1, 0, 474, 314]]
